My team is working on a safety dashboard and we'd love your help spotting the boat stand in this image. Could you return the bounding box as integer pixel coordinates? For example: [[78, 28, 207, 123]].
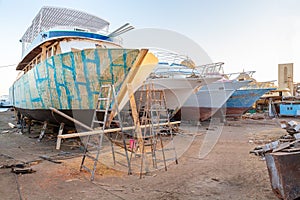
[[51, 83, 181, 181], [55, 123, 65, 150], [37, 121, 48, 142]]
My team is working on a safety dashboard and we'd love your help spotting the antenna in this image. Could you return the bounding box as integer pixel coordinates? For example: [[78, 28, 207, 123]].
[[108, 23, 134, 37]]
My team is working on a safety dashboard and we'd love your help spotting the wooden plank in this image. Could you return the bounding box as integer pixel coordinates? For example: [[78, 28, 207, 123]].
[[55, 123, 65, 150], [110, 50, 158, 119], [282, 147, 300, 152], [127, 83, 144, 151], [272, 142, 291, 153], [58, 121, 181, 139]]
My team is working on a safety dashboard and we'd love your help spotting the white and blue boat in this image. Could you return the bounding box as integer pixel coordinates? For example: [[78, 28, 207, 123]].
[[9, 6, 156, 126]]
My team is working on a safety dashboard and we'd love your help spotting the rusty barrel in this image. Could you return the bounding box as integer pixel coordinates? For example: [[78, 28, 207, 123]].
[[265, 151, 300, 200]]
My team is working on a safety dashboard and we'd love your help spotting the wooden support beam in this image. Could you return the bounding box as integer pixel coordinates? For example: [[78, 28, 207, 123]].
[[38, 121, 48, 142], [127, 83, 144, 152], [58, 121, 180, 139], [56, 123, 65, 150]]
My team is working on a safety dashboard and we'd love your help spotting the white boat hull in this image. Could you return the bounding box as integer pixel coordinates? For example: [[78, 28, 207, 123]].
[[181, 80, 250, 121], [144, 77, 221, 116]]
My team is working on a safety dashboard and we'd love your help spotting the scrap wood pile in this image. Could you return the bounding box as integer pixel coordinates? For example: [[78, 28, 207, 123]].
[[250, 120, 300, 157], [242, 113, 265, 120]]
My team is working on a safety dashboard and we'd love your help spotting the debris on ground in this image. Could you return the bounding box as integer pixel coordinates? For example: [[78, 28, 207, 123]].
[[11, 167, 36, 174], [8, 122, 16, 128], [241, 113, 266, 120], [250, 120, 300, 157], [250, 119, 300, 200]]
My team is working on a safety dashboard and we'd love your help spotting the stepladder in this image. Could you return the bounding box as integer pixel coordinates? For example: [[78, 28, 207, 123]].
[[80, 84, 131, 181], [130, 83, 178, 177]]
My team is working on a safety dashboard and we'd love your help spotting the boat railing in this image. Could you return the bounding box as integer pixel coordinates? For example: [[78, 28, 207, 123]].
[[149, 48, 195, 67], [150, 64, 201, 79], [21, 6, 110, 44], [225, 70, 256, 81], [195, 62, 225, 77]]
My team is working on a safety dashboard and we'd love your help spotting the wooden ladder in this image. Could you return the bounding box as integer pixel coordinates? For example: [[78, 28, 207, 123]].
[[132, 83, 178, 177]]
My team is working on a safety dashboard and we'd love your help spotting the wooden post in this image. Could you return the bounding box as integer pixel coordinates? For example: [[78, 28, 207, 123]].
[[27, 119, 32, 134], [38, 121, 48, 142], [127, 83, 144, 152], [56, 123, 65, 150]]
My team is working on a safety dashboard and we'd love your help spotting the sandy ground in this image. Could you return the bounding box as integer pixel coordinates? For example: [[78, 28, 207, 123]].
[[0, 110, 290, 200]]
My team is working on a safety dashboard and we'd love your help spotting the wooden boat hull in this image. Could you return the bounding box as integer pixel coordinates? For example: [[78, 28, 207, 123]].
[[10, 48, 145, 125]]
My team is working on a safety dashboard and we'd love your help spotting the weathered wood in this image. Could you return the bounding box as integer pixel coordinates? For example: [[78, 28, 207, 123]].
[[272, 142, 291, 153], [58, 121, 181, 139], [111, 51, 158, 119], [56, 123, 65, 150], [127, 83, 144, 151], [37, 121, 48, 142]]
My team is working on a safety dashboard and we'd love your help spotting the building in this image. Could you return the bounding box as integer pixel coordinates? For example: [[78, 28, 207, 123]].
[[278, 63, 293, 96]]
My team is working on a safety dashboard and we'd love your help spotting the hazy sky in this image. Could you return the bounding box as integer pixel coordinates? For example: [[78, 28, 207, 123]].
[[0, 0, 300, 95]]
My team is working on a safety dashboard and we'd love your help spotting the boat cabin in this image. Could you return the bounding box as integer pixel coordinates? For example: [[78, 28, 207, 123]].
[[17, 6, 122, 74]]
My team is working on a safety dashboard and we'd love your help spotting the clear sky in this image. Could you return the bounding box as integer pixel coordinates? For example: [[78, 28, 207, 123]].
[[0, 0, 300, 95]]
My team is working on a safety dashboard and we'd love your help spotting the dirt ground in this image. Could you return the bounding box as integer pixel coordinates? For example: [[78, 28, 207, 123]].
[[0, 110, 290, 200]]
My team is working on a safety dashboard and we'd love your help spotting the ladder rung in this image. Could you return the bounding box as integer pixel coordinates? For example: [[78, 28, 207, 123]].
[[81, 165, 92, 173], [114, 151, 127, 157], [86, 142, 100, 148], [98, 97, 109, 100], [115, 161, 128, 167], [101, 84, 111, 88], [85, 154, 98, 162], [95, 109, 106, 112], [93, 120, 105, 124], [156, 148, 175, 151]]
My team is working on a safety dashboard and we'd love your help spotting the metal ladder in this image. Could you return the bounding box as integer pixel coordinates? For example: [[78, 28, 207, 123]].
[[80, 84, 131, 181]]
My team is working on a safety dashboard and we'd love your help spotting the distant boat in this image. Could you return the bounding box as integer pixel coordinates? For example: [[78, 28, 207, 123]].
[[182, 79, 251, 121], [179, 62, 251, 121], [225, 88, 275, 117], [142, 60, 221, 118], [9, 6, 156, 126], [224, 71, 276, 117], [0, 95, 12, 108]]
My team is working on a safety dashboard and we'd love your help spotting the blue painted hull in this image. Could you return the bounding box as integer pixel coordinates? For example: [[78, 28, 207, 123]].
[[225, 88, 275, 116]]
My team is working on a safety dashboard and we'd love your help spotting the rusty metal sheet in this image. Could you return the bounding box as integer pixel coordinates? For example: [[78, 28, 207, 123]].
[[265, 151, 300, 200]]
